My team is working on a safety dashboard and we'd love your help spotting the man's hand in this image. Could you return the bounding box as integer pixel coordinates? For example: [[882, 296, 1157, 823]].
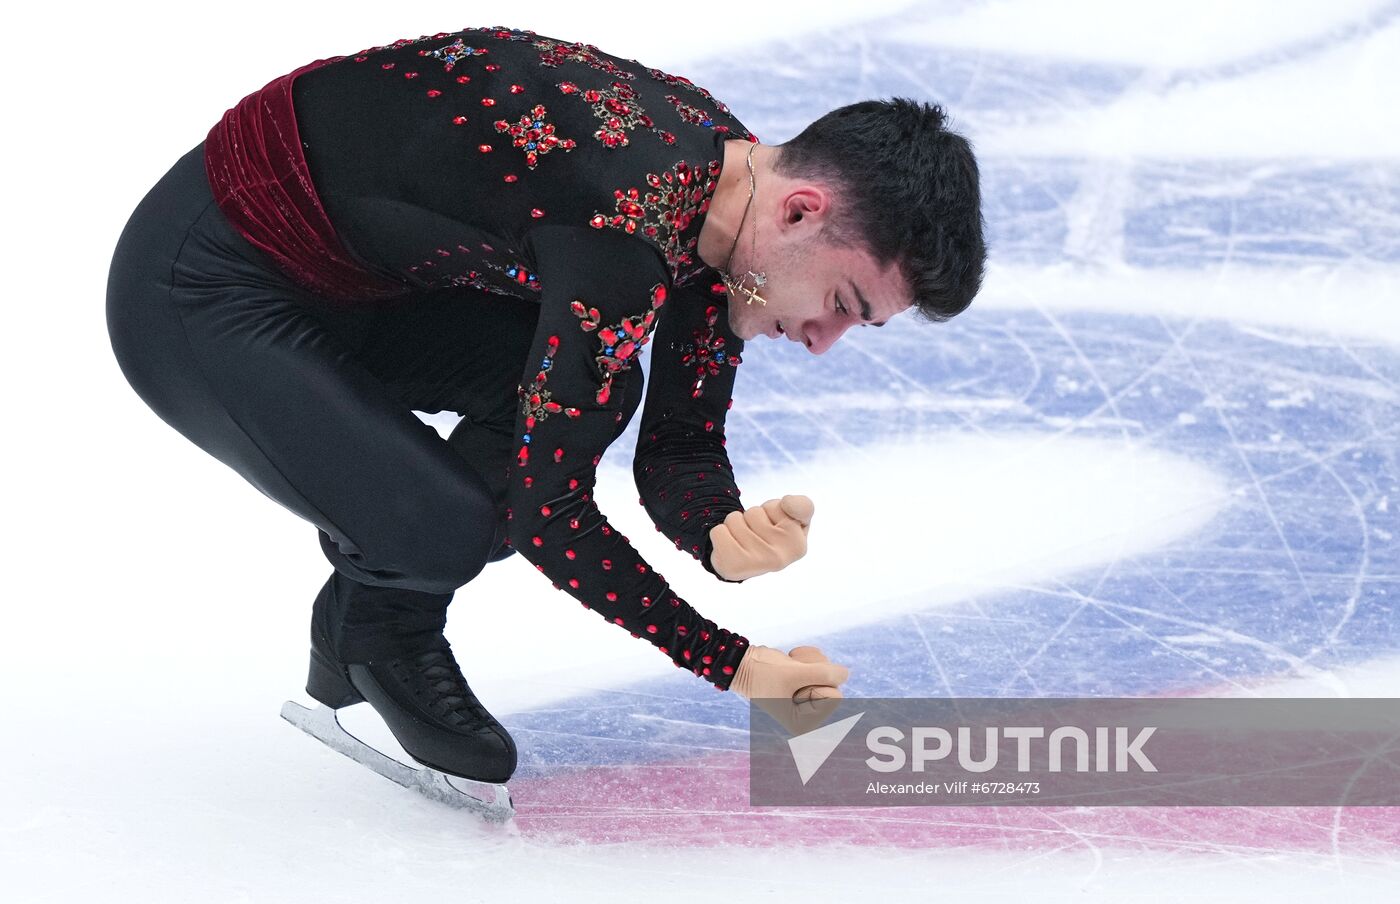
[[709, 494, 814, 581], [730, 644, 848, 735], [787, 645, 843, 704]]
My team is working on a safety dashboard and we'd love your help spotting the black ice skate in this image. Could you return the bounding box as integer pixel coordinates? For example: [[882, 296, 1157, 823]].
[[281, 638, 518, 823]]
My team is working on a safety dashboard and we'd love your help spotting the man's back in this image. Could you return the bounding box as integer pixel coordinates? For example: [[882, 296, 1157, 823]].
[[291, 25, 757, 298]]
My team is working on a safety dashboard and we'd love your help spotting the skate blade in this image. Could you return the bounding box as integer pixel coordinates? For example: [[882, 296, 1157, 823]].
[[280, 699, 516, 824]]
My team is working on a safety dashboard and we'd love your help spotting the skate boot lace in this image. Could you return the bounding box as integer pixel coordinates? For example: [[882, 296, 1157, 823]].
[[398, 648, 493, 726]]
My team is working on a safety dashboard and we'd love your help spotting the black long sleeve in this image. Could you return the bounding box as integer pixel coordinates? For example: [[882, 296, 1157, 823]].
[[632, 275, 749, 583], [505, 224, 750, 689]]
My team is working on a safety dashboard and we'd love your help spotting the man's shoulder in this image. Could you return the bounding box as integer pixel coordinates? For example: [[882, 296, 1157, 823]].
[[471, 27, 754, 281], [488, 26, 754, 147]]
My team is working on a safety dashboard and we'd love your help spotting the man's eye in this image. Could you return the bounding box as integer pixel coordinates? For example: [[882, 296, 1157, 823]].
[[836, 298, 847, 316]]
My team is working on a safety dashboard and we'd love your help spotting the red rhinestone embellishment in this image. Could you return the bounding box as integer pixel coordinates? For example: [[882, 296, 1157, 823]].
[[679, 303, 742, 398], [493, 104, 577, 170], [517, 335, 581, 466], [589, 160, 721, 282], [569, 283, 667, 404], [561, 80, 660, 149]]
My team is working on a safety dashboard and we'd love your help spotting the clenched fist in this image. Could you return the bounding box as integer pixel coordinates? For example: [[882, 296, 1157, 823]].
[[731, 644, 848, 735], [708, 494, 814, 581]]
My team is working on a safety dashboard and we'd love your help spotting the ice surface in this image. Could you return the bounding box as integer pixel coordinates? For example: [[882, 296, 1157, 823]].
[[9, 1, 1400, 901]]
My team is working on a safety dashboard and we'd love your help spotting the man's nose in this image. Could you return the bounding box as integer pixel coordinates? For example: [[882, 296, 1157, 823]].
[[802, 317, 856, 355]]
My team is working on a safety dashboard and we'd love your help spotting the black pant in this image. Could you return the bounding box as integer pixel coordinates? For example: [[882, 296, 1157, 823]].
[[106, 141, 539, 660]]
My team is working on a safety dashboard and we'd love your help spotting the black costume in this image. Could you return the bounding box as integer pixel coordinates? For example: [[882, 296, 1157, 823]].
[[106, 26, 759, 700]]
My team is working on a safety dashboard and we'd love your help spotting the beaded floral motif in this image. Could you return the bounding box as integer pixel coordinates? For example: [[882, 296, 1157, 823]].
[[493, 104, 577, 169], [645, 67, 730, 114], [664, 95, 732, 136], [351, 32, 448, 60], [557, 80, 680, 148], [483, 26, 540, 42], [532, 39, 635, 79], [557, 81, 651, 148], [570, 283, 668, 404], [407, 240, 543, 296], [588, 160, 722, 283], [676, 297, 742, 399], [447, 272, 525, 297], [426, 37, 489, 72], [517, 334, 581, 466]]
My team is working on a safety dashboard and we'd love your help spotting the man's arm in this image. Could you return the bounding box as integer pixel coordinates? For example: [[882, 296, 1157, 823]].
[[505, 225, 749, 689], [632, 276, 749, 583]]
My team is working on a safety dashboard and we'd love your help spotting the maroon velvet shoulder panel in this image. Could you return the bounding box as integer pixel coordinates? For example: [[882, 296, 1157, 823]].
[[203, 57, 408, 301]]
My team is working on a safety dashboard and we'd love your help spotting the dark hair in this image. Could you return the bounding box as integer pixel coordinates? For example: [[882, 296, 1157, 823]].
[[771, 98, 986, 323]]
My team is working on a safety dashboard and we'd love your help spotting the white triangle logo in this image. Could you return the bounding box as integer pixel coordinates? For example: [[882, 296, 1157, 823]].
[[787, 712, 865, 785]]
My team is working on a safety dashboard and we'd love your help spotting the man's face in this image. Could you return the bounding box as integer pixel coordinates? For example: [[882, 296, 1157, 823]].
[[726, 234, 913, 354]]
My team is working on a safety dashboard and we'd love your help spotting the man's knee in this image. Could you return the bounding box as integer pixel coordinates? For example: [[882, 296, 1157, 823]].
[[317, 511, 502, 594]]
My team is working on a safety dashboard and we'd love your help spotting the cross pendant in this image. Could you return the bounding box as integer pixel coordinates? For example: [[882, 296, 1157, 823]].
[[725, 271, 768, 307]]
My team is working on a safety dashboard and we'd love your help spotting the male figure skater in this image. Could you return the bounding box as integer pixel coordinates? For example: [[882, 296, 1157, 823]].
[[106, 25, 985, 804]]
